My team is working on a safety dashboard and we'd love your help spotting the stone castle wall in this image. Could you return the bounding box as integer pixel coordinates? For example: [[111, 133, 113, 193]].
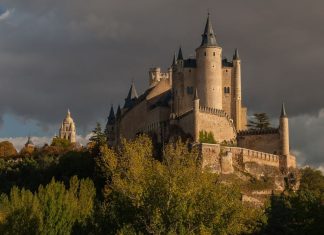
[[199, 143, 287, 176], [237, 132, 281, 155], [198, 107, 236, 143]]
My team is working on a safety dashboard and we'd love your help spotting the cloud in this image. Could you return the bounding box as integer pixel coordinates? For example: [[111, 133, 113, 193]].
[[0, 134, 91, 151], [0, 9, 12, 21], [290, 109, 324, 169], [0, 0, 323, 168]]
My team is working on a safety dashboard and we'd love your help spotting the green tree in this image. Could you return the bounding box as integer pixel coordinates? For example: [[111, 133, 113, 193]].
[[94, 135, 264, 234], [199, 130, 217, 144], [247, 113, 271, 131], [0, 176, 96, 235], [263, 168, 324, 235], [51, 137, 72, 148]]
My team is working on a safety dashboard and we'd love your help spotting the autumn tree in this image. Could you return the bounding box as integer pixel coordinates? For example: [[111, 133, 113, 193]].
[[0, 141, 17, 158]]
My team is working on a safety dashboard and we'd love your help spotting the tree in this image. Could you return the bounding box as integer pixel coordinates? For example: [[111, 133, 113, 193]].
[[0, 141, 17, 158], [247, 113, 271, 131], [94, 135, 264, 234], [0, 176, 96, 235], [89, 122, 107, 156], [199, 130, 217, 144], [51, 137, 72, 148], [263, 168, 324, 235]]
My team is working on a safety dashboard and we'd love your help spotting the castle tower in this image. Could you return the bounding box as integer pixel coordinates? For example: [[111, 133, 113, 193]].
[[280, 103, 289, 156], [233, 49, 242, 130], [196, 14, 222, 110], [193, 89, 200, 142], [59, 109, 76, 143]]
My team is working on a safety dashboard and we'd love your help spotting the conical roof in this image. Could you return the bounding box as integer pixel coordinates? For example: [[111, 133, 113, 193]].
[[177, 47, 183, 60], [124, 81, 138, 109], [107, 105, 115, 125], [200, 14, 217, 47], [233, 48, 240, 60], [281, 103, 288, 117]]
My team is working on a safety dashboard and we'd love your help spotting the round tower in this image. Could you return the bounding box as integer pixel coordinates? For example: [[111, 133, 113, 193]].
[[233, 49, 242, 130], [196, 14, 222, 110], [280, 103, 289, 156]]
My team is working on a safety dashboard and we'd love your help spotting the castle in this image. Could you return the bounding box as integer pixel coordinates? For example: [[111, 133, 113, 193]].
[[105, 14, 296, 175], [59, 110, 76, 143]]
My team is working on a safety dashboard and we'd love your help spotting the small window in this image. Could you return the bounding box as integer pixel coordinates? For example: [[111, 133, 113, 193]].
[[204, 52, 206, 56], [189, 69, 191, 72], [213, 52, 216, 56], [224, 87, 231, 94], [187, 86, 194, 95]]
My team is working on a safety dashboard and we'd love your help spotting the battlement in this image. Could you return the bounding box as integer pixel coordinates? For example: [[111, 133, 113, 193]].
[[238, 128, 279, 136], [224, 146, 280, 164], [149, 67, 172, 87]]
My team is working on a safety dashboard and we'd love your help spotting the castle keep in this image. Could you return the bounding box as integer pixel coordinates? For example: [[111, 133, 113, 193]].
[[106, 15, 296, 175]]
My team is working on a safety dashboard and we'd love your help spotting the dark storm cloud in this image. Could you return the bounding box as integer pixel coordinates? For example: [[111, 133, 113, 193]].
[[0, 0, 324, 163]]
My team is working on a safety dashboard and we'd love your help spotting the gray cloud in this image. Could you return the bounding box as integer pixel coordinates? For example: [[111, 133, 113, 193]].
[[0, 0, 324, 165]]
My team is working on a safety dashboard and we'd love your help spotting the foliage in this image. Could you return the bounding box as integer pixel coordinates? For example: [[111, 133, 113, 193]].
[[262, 168, 324, 235], [199, 130, 217, 144], [247, 113, 271, 131], [0, 176, 96, 235], [89, 122, 107, 156], [0, 150, 94, 195], [51, 136, 72, 148], [0, 141, 17, 158], [94, 135, 264, 234]]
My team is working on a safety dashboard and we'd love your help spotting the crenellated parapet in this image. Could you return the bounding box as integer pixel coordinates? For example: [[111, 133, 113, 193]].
[[238, 128, 279, 136]]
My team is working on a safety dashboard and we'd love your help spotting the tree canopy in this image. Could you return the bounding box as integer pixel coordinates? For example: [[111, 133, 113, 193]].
[[247, 113, 271, 131]]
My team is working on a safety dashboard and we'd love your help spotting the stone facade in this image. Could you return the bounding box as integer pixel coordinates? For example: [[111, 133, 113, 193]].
[[105, 14, 297, 175], [59, 110, 76, 143]]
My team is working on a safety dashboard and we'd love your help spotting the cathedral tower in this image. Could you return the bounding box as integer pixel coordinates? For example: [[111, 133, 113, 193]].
[[196, 14, 223, 110], [59, 110, 76, 143]]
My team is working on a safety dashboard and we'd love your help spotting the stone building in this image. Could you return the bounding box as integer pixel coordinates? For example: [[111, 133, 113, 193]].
[[59, 110, 76, 143], [105, 14, 296, 174]]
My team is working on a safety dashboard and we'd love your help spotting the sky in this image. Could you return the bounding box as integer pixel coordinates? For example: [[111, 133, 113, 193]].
[[0, 0, 323, 169]]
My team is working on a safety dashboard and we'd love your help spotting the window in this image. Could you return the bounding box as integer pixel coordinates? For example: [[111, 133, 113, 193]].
[[204, 52, 206, 56], [213, 52, 216, 56], [187, 86, 194, 95], [224, 87, 230, 94]]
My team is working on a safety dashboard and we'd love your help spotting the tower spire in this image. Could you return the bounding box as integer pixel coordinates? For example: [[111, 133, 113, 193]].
[[200, 13, 217, 47], [124, 81, 138, 108], [233, 48, 240, 60], [177, 46, 183, 60], [281, 103, 287, 117], [172, 52, 177, 66], [193, 88, 199, 100], [107, 105, 115, 124]]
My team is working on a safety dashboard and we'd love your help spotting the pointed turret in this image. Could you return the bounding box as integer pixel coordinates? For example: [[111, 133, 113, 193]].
[[177, 47, 183, 60], [281, 103, 287, 118], [107, 105, 115, 125], [193, 88, 199, 100], [200, 13, 217, 47], [124, 81, 138, 109], [116, 105, 121, 118], [172, 52, 177, 66], [233, 48, 240, 60]]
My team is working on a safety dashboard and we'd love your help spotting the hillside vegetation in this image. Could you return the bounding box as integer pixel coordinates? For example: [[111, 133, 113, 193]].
[[0, 127, 323, 234]]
